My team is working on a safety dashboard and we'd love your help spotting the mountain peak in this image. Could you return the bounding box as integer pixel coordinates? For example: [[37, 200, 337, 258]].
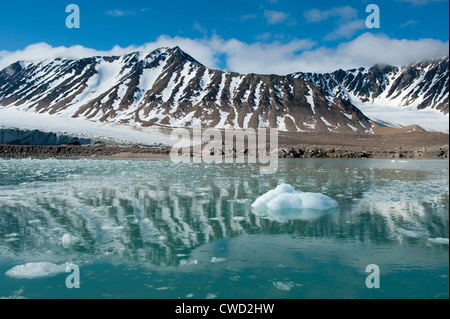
[[166, 46, 204, 67], [291, 57, 449, 115]]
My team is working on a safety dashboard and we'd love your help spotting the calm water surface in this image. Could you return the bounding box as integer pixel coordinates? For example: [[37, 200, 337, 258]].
[[0, 158, 448, 299]]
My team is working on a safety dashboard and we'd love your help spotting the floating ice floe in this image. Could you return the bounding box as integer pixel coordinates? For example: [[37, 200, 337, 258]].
[[272, 281, 296, 291], [0, 288, 27, 299], [101, 225, 124, 230], [5, 262, 73, 279], [61, 234, 79, 248], [5, 238, 20, 242], [179, 259, 198, 266], [205, 293, 217, 299], [251, 184, 338, 221], [395, 227, 428, 238], [210, 257, 226, 263], [428, 238, 449, 245]]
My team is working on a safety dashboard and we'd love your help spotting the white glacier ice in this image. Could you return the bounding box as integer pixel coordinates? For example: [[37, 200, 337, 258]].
[[101, 225, 124, 230], [428, 238, 449, 245], [251, 184, 338, 221], [179, 259, 198, 266], [395, 227, 428, 238], [5, 262, 73, 279], [61, 234, 79, 248], [210, 257, 226, 263], [0, 288, 26, 299], [272, 281, 295, 291]]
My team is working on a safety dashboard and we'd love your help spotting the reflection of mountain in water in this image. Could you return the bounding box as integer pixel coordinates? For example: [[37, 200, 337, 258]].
[[0, 159, 448, 268]]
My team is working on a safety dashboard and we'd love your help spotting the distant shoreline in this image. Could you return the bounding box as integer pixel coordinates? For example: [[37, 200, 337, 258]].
[[1, 126, 448, 159], [1, 143, 448, 160]]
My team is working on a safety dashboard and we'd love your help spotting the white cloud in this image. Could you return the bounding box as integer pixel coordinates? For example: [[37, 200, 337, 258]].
[[0, 43, 111, 70], [304, 6, 358, 23], [105, 9, 137, 17], [105, 8, 150, 17], [220, 38, 316, 74], [400, 20, 419, 28], [264, 10, 289, 24], [193, 22, 208, 35], [0, 38, 221, 72], [295, 33, 449, 73], [0, 33, 448, 75], [324, 20, 366, 40], [304, 6, 365, 41], [255, 32, 272, 41], [396, 0, 448, 5], [240, 13, 257, 20]]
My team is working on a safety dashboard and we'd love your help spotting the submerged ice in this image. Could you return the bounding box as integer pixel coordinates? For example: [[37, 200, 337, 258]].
[[251, 184, 338, 221]]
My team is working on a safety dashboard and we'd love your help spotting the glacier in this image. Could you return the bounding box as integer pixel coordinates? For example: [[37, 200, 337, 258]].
[[0, 128, 91, 146]]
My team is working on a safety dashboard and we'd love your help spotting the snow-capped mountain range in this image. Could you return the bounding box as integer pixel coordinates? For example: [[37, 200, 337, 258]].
[[0, 46, 448, 140], [290, 56, 449, 131], [290, 56, 449, 114]]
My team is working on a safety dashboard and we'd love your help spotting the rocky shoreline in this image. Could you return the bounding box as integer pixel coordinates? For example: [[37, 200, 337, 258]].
[[0, 143, 448, 159], [0, 144, 171, 159], [278, 145, 449, 159]]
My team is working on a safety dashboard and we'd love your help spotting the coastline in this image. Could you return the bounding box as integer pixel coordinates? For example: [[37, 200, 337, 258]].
[[1, 123, 448, 159], [1, 143, 448, 160]]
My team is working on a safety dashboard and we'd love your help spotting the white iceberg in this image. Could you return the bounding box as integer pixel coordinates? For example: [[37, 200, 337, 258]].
[[428, 238, 449, 245], [395, 227, 428, 238], [61, 234, 79, 248], [272, 281, 295, 291], [179, 259, 198, 266], [5, 262, 73, 279], [251, 184, 338, 221], [101, 225, 124, 230], [210, 257, 226, 263]]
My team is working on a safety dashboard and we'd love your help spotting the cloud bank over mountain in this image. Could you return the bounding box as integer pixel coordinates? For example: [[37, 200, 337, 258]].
[[0, 33, 448, 75]]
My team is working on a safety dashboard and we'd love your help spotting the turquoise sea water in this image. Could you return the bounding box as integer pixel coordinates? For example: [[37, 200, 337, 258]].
[[0, 158, 448, 299]]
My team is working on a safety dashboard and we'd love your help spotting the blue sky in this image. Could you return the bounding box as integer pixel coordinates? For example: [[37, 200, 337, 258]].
[[0, 0, 448, 74]]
